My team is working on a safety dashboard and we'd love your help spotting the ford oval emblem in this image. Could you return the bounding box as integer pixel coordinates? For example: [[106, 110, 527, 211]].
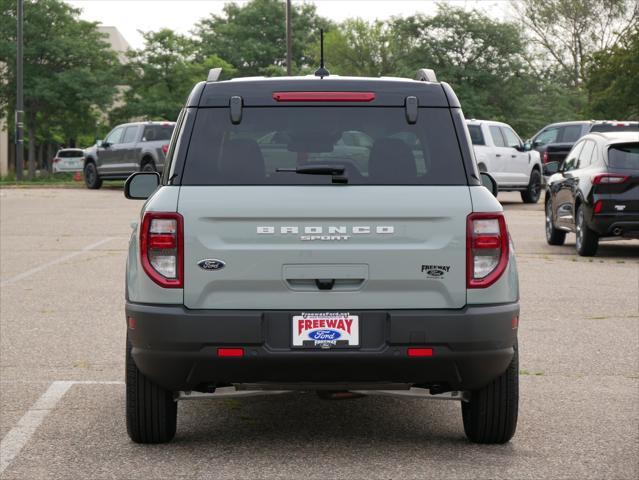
[[427, 269, 444, 277], [308, 329, 342, 341], [198, 259, 226, 271]]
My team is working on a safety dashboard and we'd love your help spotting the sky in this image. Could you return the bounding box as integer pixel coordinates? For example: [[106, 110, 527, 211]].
[[65, 0, 513, 50]]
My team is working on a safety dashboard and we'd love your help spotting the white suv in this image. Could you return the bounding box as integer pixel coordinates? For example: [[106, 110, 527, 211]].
[[467, 119, 543, 203]]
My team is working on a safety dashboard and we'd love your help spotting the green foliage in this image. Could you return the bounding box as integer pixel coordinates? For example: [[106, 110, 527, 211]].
[[194, 0, 331, 76], [514, 0, 639, 87], [111, 29, 236, 123], [586, 29, 639, 119], [0, 0, 119, 144]]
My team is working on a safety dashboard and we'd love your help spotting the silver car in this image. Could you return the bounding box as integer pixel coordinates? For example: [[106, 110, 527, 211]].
[[52, 148, 84, 173]]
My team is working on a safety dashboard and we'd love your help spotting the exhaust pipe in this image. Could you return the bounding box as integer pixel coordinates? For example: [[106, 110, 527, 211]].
[[612, 227, 622, 236]]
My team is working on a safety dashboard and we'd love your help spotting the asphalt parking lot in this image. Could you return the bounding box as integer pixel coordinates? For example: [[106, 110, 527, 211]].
[[0, 188, 637, 479]]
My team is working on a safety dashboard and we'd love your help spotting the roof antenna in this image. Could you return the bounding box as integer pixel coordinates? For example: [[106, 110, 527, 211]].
[[314, 29, 330, 78]]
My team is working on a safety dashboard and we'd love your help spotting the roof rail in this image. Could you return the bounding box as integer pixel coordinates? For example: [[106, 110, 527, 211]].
[[415, 68, 437, 82], [207, 68, 222, 82]]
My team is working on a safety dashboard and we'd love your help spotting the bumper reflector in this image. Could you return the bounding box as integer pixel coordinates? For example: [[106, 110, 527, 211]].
[[217, 348, 244, 358], [407, 348, 433, 357]]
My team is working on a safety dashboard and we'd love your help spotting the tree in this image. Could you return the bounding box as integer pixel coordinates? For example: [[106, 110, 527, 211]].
[[194, 0, 331, 76], [0, 0, 119, 177], [111, 29, 236, 123], [585, 28, 639, 119], [513, 0, 639, 88], [310, 19, 400, 77]]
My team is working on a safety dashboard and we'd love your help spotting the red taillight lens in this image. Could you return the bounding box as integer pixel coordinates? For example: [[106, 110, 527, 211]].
[[467, 213, 509, 288], [542, 151, 549, 164], [53, 157, 60, 163], [272, 91, 376, 102], [140, 212, 183, 288], [592, 173, 628, 185], [593, 200, 603, 214], [218, 348, 244, 358], [407, 348, 433, 357], [161, 144, 169, 155]]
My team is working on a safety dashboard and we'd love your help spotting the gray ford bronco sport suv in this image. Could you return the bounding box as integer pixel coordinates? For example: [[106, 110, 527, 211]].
[[124, 68, 520, 445]]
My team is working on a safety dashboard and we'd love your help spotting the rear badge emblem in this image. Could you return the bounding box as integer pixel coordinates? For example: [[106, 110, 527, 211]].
[[198, 259, 226, 271]]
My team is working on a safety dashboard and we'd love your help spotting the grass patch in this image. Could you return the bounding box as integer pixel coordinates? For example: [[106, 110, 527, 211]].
[[1, 171, 80, 186]]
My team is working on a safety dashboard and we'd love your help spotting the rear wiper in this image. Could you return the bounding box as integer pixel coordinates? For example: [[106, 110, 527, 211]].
[[276, 164, 348, 184]]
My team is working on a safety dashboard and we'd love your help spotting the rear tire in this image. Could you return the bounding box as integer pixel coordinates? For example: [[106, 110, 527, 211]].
[[126, 336, 177, 443], [575, 205, 598, 256], [462, 345, 518, 444], [141, 160, 156, 172], [84, 162, 102, 189], [521, 169, 541, 203], [545, 199, 566, 245]]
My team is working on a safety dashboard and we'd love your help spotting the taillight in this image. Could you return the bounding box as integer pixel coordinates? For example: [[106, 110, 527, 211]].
[[593, 200, 603, 213], [592, 173, 628, 185], [467, 213, 509, 288], [140, 212, 183, 288], [161, 144, 169, 155], [53, 157, 60, 163], [542, 151, 549, 164]]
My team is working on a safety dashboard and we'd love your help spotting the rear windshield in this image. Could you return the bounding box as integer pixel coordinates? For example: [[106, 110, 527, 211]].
[[182, 107, 466, 185], [590, 123, 639, 133], [142, 124, 174, 142], [607, 143, 639, 169], [58, 150, 83, 158], [467, 125, 485, 145]]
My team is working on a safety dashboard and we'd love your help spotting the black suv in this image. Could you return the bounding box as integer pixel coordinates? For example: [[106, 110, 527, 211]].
[[544, 131, 639, 255], [530, 120, 639, 166]]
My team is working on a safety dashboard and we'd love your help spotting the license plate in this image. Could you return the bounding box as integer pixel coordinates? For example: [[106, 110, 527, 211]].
[[292, 312, 359, 348]]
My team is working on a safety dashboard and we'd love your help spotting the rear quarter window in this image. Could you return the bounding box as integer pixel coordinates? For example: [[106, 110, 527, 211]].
[[181, 107, 467, 185], [467, 125, 485, 145]]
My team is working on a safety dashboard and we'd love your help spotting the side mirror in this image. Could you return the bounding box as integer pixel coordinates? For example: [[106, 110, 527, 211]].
[[479, 172, 498, 197], [101, 141, 111, 149], [542, 161, 560, 176], [96, 139, 103, 147], [523, 142, 532, 152], [124, 172, 160, 200]]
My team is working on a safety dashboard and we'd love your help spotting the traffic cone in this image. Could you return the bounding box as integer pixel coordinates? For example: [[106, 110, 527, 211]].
[[74, 172, 82, 182]]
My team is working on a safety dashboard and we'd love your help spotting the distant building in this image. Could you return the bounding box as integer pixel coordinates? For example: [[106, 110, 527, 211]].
[[96, 26, 132, 125], [97, 26, 131, 63]]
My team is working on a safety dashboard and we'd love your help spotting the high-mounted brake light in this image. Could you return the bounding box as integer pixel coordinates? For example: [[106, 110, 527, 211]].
[[272, 91, 375, 102], [592, 173, 628, 185], [407, 348, 433, 357], [467, 213, 509, 288], [218, 348, 244, 358], [140, 212, 183, 288]]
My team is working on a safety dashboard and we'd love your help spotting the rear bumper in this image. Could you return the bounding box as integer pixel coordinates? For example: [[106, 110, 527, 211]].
[[126, 302, 519, 392], [590, 215, 639, 237]]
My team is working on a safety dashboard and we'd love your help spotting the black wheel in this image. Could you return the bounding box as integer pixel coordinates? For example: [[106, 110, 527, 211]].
[[521, 169, 541, 203], [462, 345, 518, 444], [575, 205, 598, 256], [545, 199, 566, 245], [84, 162, 102, 189], [126, 336, 177, 443], [141, 160, 156, 172]]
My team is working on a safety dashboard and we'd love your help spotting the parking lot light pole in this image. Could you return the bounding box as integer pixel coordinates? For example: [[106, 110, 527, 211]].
[[15, 0, 24, 180], [285, 0, 292, 75]]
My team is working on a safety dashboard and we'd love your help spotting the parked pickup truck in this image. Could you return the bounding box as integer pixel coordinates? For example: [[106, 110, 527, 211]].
[[83, 121, 175, 189], [466, 119, 543, 203]]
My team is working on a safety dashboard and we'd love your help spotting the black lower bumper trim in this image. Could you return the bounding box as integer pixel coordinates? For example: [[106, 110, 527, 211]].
[[126, 303, 519, 391]]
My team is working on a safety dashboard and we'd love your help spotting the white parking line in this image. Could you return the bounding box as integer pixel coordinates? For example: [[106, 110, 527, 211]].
[[0, 380, 123, 475], [0, 237, 115, 287]]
